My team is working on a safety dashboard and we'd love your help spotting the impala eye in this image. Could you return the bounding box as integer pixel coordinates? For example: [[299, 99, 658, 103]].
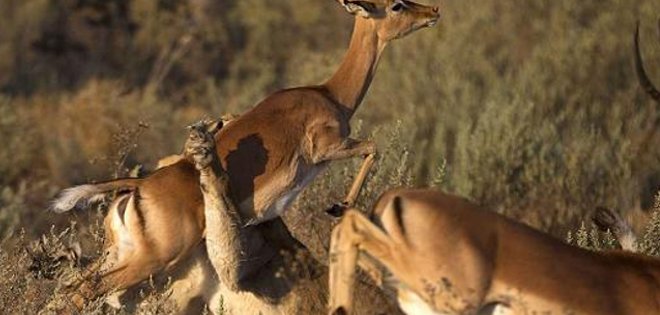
[[391, 2, 404, 12]]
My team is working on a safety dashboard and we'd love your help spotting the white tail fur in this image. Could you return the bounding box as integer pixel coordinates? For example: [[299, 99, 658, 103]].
[[50, 185, 108, 213], [50, 178, 141, 213]]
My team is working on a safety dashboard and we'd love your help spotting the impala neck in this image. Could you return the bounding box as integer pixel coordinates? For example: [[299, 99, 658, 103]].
[[324, 18, 386, 117]]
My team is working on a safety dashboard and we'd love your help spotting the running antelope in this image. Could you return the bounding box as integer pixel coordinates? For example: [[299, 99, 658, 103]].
[[50, 121, 402, 314], [185, 119, 401, 314], [329, 188, 660, 315], [49, 0, 440, 310]]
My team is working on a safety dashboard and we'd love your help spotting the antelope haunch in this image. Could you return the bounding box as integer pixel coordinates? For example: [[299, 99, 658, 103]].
[[329, 188, 660, 315], [50, 0, 440, 309]]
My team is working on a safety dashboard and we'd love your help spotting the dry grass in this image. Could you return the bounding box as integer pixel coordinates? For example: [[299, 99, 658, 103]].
[[0, 0, 659, 313]]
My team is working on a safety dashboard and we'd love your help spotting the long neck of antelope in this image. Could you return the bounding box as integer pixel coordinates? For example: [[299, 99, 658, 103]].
[[323, 17, 386, 118]]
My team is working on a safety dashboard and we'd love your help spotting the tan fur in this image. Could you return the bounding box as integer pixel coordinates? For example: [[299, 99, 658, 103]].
[[187, 120, 331, 314], [329, 188, 660, 315], [51, 1, 440, 310], [156, 154, 183, 169], [154, 116, 238, 170], [126, 120, 401, 314]]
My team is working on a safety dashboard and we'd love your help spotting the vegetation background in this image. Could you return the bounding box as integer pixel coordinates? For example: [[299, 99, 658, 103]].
[[0, 0, 659, 313]]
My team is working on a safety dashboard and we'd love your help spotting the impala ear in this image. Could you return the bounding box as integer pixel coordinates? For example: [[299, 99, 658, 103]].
[[341, 0, 377, 18], [206, 119, 224, 135]]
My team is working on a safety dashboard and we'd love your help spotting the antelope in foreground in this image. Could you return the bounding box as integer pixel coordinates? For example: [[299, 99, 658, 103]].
[[49, 0, 440, 310], [328, 189, 660, 315]]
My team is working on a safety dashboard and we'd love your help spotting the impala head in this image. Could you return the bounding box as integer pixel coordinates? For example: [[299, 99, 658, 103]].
[[337, 0, 440, 42]]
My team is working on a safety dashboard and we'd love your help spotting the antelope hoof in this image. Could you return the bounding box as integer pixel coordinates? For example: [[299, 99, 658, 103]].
[[326, 202, 349, 218]]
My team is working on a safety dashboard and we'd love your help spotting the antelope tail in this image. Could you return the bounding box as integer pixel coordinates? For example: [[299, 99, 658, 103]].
[[634, 22, 660, 102], [50, 178, 142, 213]]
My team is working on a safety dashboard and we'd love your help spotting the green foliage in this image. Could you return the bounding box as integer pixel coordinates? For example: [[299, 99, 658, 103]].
[[566, 222, 618, 252], [364, 0, 660, 232], [0, 97, 39, 186], [640, 192, 660, 256], [0, 183, 29, 241]]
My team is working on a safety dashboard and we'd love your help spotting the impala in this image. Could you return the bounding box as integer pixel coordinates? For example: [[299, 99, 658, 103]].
[[328, 188, 660, 315], [49, 0, 440, 310], [185, 120, 401, 314], [53, 121, 401, 314]]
